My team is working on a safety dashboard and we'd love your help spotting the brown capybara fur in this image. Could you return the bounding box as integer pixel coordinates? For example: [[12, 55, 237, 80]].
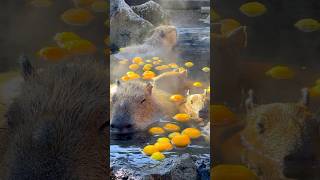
[[110, 80, 179, 134], [179, 90, 209, 124], [216, 102, 320, 179], [212, 26, 247, 107], [152, 70, 209, 95], [152, 70, 189, 95], [1, 57, 108, 180], [241, 103, 320, 179]]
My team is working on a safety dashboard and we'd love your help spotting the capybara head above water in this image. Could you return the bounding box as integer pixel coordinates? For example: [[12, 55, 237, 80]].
[[3, 57, 108, 180], [242, 103, 320, 179], [110, 80, 178, 134]]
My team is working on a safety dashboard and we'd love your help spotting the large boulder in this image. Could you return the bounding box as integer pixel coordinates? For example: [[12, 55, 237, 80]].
[[110, 0, 154, 49], [131, 1, 169, 26]]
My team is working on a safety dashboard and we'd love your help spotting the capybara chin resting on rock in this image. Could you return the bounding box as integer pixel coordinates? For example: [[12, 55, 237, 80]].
[[110, 80, 179, 134], [2, 57, 108, 180]]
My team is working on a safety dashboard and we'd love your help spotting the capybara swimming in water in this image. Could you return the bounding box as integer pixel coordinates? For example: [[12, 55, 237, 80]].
[[110, 80, 179, 134], [2, 56, 108, 180]]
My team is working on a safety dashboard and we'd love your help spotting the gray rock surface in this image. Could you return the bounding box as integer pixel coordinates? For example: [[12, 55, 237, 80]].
[[110, 0, 154, 49], [132, 1, 170, 26], [111, 153, 200, 180]]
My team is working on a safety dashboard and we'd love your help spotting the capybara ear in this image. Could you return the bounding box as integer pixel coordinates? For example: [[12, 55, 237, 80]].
[[180, 69, 188, 77], [299, 87, 309, 107], [226, 26, 247, 48], [116, 79, 121, 86], [145, 82, 153, 95], [20, 55, 35, 80], [186, 89, 190, 96]]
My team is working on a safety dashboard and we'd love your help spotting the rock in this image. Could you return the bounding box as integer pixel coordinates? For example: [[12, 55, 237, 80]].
[[110, 0, 154, 49], [131, 1, 169, 26], [143, 154, 198, 180], [111, 153, 199, 180], [125, 0, 150, 6]]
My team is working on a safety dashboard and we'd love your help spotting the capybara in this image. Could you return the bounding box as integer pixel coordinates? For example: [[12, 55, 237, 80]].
[[179, 89, 209, 124], [152, 70, 189, 95], [241, 102, 320, 179], [2, 56, 108, 180], [113, 25, 177, 60], [152, 69, 209, 95], [110, 80, 179, 134], [212, 26, 247, 107]]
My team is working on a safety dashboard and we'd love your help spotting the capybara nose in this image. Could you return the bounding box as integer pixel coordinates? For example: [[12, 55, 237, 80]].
[[199, 108, 208, 119], [110, 122, 134, 134]]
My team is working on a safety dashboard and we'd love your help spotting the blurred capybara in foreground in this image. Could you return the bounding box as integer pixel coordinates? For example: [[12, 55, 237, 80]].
[[241, 102, 320, 179], [110, 80, 179, 134], [2, 57, 108, 179]]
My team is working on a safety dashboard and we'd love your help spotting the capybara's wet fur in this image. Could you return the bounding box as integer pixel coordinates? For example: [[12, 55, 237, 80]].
[[152, 70, 189, 95], [2, 59, 108, 179], [110, 80, 179, 134], [241, 103, 320, 179], [179, 90, 209, 124], [217, 103, 320, 179]]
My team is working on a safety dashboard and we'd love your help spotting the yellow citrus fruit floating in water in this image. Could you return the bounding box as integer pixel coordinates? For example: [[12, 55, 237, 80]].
[[309, 85, 320, 97], [143, 145, 159, 156], [239, 2, 267, 17], [129, 64, 139, 71], [91, 0, 108, 13], [132, 57, 143, 64], [193, 82, 203, 87], [30, 0, 52, 7], [220, 19, 241, 35], [38, 47, 69, 62], [168, 63, 179, 68], [184, 61, 194, 68], [62, 39, 96, 55], [152, 57, 160, 60], [151, 152, 165, 161], [155, 65, 169, 71], [170, 94, 185, 103], [119, 59, 129, 65], [202, 67, 210, 72], [157, 137, 170, 143], [121, 75, 130, 81], [182, 128, 201, 139], [142, 71, 156, 80], [54, 32, 81, 47], [211, 165, 259, 180], [265, 65, 294, 79], [61, 8, 94, 26], [294, 18, 320, 33], [146, 59, 152, 63], [149, 127, 165, 135], [143, 64, 153, 71], [173, 113, 191, 122], [127, 72, 140, 80], [72, 0, 95, 6], [168, 132, 181, 139], [163, 123, 180, 132], [212, 105, 236, 125], [171, 134, 191, 147], [154, 142, 173, 151]]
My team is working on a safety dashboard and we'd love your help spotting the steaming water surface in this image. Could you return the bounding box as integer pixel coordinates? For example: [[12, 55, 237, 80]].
[[110, 23, 210, 169]]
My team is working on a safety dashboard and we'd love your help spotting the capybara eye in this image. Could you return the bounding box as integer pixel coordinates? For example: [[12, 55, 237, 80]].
[[125, 124, 132, 129], [190, 100, 193, 104], [140, 99, 146, 104]]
